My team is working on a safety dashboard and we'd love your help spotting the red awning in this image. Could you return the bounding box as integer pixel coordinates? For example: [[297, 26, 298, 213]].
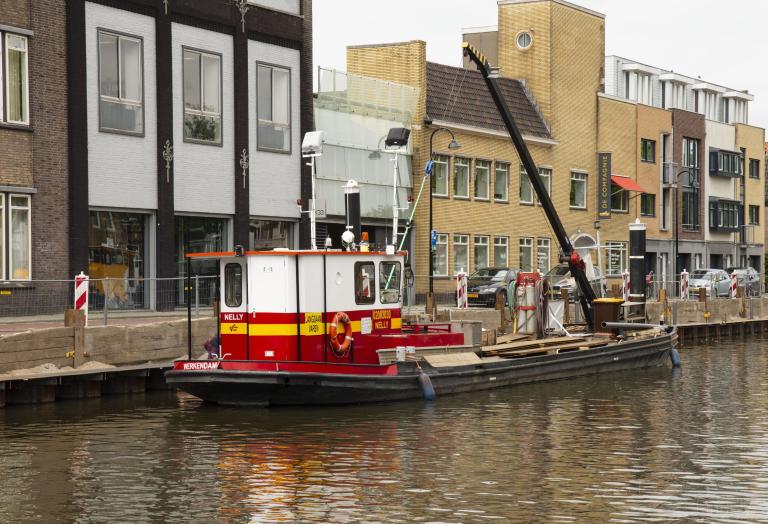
[[610, 175, 646, 193]]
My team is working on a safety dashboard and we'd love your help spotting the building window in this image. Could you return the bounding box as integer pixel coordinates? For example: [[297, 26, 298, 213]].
[[570, 172, 587, 209], [516, 31, 533, 50], [710, 150, 743, 178], [183, 48, 222, 145], [519, 237, 533, 271], [474, 235, 489, 270], [98, 30, 143, 134], [433, 233, 448, 276], [494, 162, 509, 202], [431, 155, 449, 196], [641, 139, 656, 163], [2, 33, 29, 125], [708, 199, 740, 232], [536, 238, 550, 273], [175, 213, 228, 310], [682, 137, 700, 230], [606, 241, 628, 276], [453, 234, 469, 274], [640, 194, 656, 216], [249, 219, 292, 251], [493, 236, 508, 267], [89, 210, 148, 307], [379, 261, 401, 304], [475, 160, 490, 200], [0, 194, 31, 281], [749, 205, 760, 225], [749, 158, 760, 180], [354, 262, 375, 305], [453, 157, 470, 198], [520, 165, 551, 205], [610, 183, 628, 212], [257, 63, 291, 153]]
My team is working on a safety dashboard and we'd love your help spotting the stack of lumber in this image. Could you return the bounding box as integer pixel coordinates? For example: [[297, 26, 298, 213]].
[[481, 336, 610, 359]]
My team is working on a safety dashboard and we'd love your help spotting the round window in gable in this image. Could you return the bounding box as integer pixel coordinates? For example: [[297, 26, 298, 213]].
[[516, 31, 533, 50]]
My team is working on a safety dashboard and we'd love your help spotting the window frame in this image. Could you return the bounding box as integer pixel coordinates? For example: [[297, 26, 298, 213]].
[[640, 138, 656, 163], [354, 261, 376, 305], [379, 261, 402, 304], [610, 182, 629, 213], [256, 61, 292, 154], [536, 237, 550, 274], [453, 234, 469, 275], [431, 155, 449, 197], [7, 193, 31, 281], [224, 263, 243, 308], [682, 137, 700, 231], [749, 205, 760, 226], [494, 162, 509, 202], [519, 237, 533, 272], [432, 233, 448, 277], [605, 241, 628, 276], [3, 32, 30, 126], [640, 193, 656, 217], [474, 235, 489, 271], [493, 236, 508, 268], [453, 156, 470, 199], [569, 171, 587, 209], [520, 165, 551, 205], [96, 28, 145, 136], [182, 46, 223, 146], [749, 158, 760, 180], [474, 159, 490, 201]]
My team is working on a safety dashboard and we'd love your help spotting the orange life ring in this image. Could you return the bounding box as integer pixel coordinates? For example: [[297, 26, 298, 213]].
[[329, 311, 353, 357]]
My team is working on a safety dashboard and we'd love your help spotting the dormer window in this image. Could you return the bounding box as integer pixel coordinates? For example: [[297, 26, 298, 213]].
[[622, 65, 655, 106]]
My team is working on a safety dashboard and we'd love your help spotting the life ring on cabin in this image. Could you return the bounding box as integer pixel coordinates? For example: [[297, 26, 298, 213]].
[[329, 311, 353, 357]]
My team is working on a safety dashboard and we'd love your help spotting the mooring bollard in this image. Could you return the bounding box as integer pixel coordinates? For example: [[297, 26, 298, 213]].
[[74, 271, 89, 326]]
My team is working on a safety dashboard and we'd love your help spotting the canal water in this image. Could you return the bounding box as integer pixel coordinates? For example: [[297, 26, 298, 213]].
[[2, 339, 768, 523]]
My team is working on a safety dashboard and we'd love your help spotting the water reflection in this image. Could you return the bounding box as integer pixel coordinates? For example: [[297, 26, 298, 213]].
[[2, 339, 768, 522]]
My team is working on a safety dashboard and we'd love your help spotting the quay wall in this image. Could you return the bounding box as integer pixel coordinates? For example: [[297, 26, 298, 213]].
[[0, 319, 216, 374], [646, 297, 768, 325]]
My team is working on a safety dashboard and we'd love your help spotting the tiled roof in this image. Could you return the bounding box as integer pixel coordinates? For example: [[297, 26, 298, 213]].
[[426, 62, 551, 139]]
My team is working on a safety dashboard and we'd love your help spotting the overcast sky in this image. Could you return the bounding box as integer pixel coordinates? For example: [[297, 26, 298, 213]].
[[313, 0, 768, 130]]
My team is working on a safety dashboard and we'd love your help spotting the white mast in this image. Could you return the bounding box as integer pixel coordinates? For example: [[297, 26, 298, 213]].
[[302, 131, 325, 250]]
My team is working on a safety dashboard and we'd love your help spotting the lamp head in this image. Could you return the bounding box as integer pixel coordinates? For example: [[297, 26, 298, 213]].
[[302, 131, 325, 155], [384, 127, 410, 148], [448, 139, 461, 150]]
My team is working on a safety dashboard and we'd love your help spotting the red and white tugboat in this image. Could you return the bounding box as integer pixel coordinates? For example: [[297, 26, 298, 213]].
[[165, 43, 678, 406]]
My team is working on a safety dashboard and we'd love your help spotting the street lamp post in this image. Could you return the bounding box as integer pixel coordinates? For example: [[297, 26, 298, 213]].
[[673, 167, 697, 280], [426, 128, 460, 310]]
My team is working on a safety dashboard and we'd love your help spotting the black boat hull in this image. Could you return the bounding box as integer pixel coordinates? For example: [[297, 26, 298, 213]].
[[166, 330, 676, 406]]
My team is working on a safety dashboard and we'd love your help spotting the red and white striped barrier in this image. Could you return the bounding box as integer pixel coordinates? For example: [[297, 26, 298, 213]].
[[74, 271, 89, 326], [456, 270, 468, 309], [621, 271, 630, 302], [680, 269, 689, 300], [731, 272, 738, 299]]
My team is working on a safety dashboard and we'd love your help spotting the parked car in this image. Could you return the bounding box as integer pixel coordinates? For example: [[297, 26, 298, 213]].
[[544, 263, 605, 300], [465, 267, 518, 308], [688, 268, 730, 297], [726, 267, 762, 297]]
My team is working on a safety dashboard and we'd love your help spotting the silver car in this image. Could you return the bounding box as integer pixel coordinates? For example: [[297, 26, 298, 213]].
[[689, 268, 730, 297]]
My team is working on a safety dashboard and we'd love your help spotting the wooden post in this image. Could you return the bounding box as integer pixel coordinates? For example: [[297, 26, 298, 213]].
[[561, 288, 570, 325]]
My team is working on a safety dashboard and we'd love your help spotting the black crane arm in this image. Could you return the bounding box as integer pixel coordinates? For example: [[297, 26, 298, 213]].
[[462, 42, 596, 329]]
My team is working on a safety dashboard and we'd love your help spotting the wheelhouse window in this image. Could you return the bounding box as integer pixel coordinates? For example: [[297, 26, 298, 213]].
[[183, 48, 222, 144], [453, 157, 470, 198], [432, 233, 448, 276], [2, 33, 29, 125], [494, 162, 509, 202], [474, 235, 489, 270], [570, 172, 587, 209], [493, 236, 508, 267], [453, 234, 469, 274], [354, 261, 375, 305], [224, 263, 243, 307], [431, 155, 449, 196], [257, 63, 291, 153], [379, 261, 401, 304], [98, 30, 143, 134], [475, 160, 490, 200]]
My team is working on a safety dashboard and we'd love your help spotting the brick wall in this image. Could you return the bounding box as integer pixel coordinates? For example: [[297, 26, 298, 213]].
[[671, 109, 706, 242], [735, 123, 766, 249], [0, 130, 33, 186], [636, 104, 673, 239], [0, 0, 29, 28]]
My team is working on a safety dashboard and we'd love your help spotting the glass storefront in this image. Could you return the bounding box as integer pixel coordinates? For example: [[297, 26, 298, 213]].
[[249, 219, 293, 251], [88, 211, 148, 309], [175, 216, 228, 305]]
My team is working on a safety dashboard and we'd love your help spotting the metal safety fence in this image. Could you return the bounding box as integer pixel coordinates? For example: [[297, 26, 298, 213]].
[[0, 276, 218, 321]]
